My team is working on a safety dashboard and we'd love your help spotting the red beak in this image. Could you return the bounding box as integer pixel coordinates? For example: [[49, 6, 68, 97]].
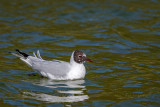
[[85, 57, 94, 62]]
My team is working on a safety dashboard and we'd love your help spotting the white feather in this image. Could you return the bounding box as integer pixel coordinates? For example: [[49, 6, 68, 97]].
[[33, 52, 37, 57], [37, 50, 43, 59]]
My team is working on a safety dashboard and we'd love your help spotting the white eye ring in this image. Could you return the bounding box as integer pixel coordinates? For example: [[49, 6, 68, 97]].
[[78, 55, 82, 57]]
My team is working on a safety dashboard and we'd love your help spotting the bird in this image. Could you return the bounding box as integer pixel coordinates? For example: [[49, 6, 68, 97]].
[[10, 49, 93, 80]]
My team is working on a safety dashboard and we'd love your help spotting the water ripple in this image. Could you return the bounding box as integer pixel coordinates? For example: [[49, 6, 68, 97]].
[[0, 0, 160, 106]]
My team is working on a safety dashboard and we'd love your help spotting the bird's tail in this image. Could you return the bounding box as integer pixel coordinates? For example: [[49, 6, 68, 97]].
[[10, 49, 32, 66], [10, 49, 29, 58], [10, 49, 43, 67]]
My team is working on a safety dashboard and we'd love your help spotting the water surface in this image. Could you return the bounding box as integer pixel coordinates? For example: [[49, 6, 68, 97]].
[[0, 0, 160, 106]]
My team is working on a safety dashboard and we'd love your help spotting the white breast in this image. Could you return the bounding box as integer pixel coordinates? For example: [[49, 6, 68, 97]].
[[67, 63, 86, 80]]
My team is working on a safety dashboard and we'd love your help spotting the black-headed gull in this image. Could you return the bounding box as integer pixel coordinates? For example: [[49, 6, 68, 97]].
[[11, 49, 93, 80]]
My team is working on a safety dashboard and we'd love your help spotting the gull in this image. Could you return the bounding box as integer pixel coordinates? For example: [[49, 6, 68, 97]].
[[10, 49, 93, 80]]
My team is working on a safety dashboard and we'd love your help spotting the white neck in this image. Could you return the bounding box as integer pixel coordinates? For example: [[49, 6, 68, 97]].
[[67, 51, 86, 80], [70, 51, 75, 65]]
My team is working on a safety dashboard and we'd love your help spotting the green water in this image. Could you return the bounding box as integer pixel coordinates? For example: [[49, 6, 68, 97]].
[[0, 0, 160, 106]]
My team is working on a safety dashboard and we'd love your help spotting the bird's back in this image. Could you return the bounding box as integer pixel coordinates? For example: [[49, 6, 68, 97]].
[[28, 56, 71, 79]]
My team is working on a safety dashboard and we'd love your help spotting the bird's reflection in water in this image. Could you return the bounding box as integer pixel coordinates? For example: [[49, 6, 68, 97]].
[[23, 79, 89, 103]]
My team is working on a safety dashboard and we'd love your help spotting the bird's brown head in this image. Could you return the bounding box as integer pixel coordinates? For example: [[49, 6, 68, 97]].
[[73, 50, 93, 64]]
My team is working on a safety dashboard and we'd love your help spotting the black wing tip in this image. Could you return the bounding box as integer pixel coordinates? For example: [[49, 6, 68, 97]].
[[15, 49, 29, 58], [15, 49, 20, 52]]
